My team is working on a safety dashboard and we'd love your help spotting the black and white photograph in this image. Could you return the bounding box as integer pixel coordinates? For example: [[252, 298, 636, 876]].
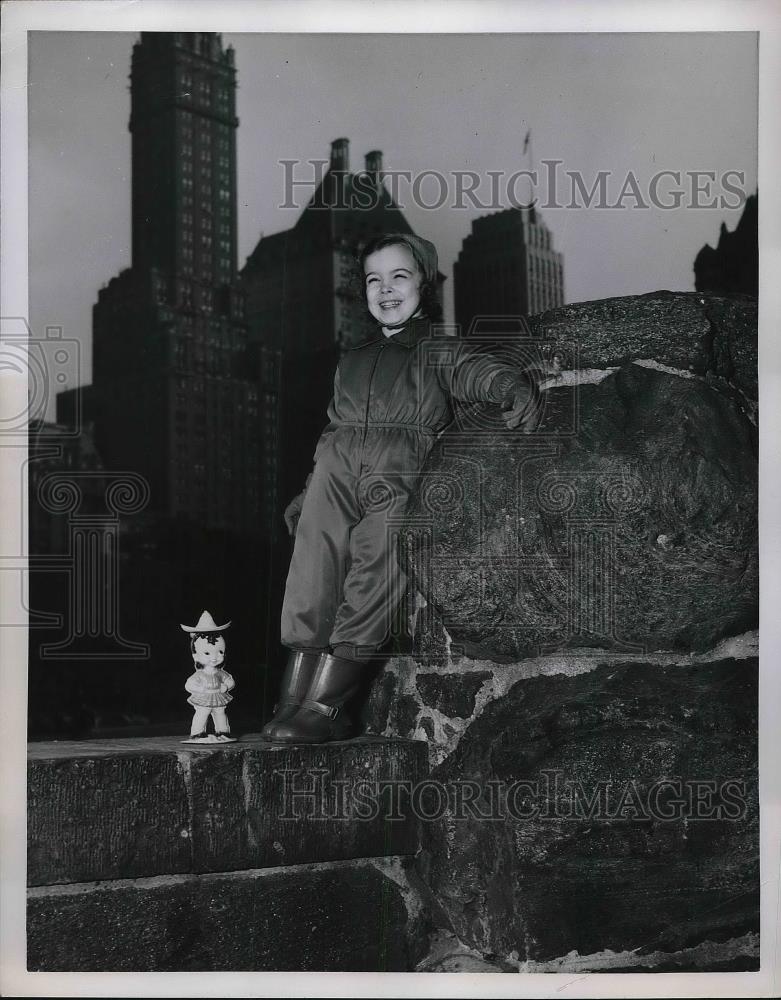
[[2, 0, 780, 995]]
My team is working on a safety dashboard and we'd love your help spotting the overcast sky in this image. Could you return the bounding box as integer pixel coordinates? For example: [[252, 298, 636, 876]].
[[28, 31, 757, 414]]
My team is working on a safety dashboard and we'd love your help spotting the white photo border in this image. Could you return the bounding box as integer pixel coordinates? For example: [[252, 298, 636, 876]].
[[2, 2, 779, 997]]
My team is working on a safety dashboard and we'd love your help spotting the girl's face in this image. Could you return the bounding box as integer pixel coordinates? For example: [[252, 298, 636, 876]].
[[193, 635, 225, 670], [364, 244, 423, 329]]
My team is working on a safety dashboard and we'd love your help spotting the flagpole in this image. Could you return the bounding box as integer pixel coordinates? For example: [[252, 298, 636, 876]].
[[523, 128, 535, 209]]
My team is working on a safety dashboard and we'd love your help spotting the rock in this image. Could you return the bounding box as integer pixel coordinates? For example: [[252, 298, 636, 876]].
[[403, 360, 757, 662], [520, 930, 759, 973], [415, 928, 516, 972], [28, 857, 430, 971], [421, 656, 758, 964], [390, 693, 422, 739], [416, 671, 492, 718], [529, 291, 757, 401], [359, 669, 397, 734]]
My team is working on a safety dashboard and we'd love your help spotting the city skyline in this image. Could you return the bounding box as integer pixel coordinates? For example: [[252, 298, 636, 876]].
[[29, 30, 758, 416]]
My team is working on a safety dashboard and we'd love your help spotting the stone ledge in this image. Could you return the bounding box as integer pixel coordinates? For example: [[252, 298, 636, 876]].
[[28, 734, 428, 886], [27, 855, 431, 972]]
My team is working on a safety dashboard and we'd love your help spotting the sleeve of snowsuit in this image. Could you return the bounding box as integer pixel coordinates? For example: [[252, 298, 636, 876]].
[[436, 339, 534, 407]]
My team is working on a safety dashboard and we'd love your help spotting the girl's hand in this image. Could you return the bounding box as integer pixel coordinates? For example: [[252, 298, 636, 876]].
[[503, 380, 543, 432], [284, 491, 305, 537], [493, 372, 543, 432]]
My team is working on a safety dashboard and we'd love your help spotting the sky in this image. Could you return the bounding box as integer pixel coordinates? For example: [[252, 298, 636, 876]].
[[28, 30, 758, 415]]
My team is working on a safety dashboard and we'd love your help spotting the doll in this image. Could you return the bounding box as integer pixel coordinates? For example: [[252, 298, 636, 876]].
[[181, 610, 236, 743]]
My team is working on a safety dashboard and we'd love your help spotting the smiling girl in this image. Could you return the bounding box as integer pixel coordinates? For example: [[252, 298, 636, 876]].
[[261, 233, 540, 744]]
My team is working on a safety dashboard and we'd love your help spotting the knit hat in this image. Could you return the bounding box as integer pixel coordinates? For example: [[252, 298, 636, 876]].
[[398, 234, 438, 287]]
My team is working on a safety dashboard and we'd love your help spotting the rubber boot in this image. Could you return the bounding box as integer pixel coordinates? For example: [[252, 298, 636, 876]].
[[266, 653, 365, 744], [260, 649, 322, 740]]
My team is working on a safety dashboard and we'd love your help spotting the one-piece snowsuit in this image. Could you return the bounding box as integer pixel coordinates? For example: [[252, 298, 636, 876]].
[[280, 315, 528, 661]]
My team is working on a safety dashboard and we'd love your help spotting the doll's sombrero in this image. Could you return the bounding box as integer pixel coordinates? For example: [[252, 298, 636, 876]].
[[180, 610, 232, 633]]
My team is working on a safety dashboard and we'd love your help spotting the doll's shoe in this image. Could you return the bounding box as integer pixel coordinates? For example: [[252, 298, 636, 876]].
[[216, 732, 236, 742], [182, 731, 209, 743], [267, 653, 364, 744], [260, 650, 322, 740]]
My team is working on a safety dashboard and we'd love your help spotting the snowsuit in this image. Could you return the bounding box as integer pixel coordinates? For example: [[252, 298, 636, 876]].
[[280, 314, 529, 661]]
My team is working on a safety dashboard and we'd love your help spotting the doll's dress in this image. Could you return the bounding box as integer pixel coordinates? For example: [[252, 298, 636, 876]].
[[186, 668, 234, 708]]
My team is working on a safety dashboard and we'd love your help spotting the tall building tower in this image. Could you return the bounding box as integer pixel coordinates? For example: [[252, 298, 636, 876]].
[[453, 206, 564, 333], [60, 32, 261, 534], [240, 137, 444, 528], [694, 192, 758, 296]]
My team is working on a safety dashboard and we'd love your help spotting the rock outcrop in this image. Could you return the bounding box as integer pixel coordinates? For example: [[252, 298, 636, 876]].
[[366, 291, 759, 971]]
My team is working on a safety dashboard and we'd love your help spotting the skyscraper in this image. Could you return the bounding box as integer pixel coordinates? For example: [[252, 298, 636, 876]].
[[59, 32, 260, 534], [453, 206, 565, 334]]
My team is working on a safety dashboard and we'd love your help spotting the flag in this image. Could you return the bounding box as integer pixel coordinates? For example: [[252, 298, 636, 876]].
[[523, 130, 531, 154]]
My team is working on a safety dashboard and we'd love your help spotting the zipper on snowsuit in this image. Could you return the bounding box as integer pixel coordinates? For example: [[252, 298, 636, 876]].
[[362, 340, 387, 449]]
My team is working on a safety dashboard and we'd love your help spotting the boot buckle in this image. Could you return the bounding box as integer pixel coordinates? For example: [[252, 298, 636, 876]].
[[301, 698, 340, 720]]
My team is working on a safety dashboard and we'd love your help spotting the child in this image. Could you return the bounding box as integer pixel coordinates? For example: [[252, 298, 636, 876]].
[[262, 233, 540, 744], [181, 610, 236, 742]]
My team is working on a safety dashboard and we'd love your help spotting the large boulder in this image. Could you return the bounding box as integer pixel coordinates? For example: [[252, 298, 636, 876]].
[[401, 293, 757, 662], [418, 655, 758, 966]]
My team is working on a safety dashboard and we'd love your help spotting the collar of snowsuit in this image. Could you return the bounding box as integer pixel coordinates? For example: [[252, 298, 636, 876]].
[[351, 315, 434, 351]]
